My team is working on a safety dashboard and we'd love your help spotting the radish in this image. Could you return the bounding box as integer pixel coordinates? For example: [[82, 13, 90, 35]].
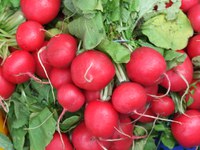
[[2, 50, 36, 84], [72, 122, 111, 150], [186, 34, 200, 59], [20, 0, 61, 25], [160, 52, 193, 92], [171, 110, 200, 148], [131, 106, 156, 123], [46, 34, 77, 68], [0, 57, 2, 65], [150, 95, 175, 117], [180, 0, 199, 12], [16, 21, 45, 52], [84, 100, 119, 138], [32, 45, 52, 79], [71, 50, 115, 91], [111, 82, 147, 114], [144, 84, 159, 103], [185, 81, 200, 110], [187, 4, 200, 32], [0, 67, 16, 99], [49, 67, 72, 89], [45, 132, 73, 150], [126, 47, 167, 86], [83, 90, 100, 102], [109, 116, 134, 150]]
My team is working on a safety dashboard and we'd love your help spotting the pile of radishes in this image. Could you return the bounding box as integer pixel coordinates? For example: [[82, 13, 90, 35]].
[[1, 0, 200, 149]]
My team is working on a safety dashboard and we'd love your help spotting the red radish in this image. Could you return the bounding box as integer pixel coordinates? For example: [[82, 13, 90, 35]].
[[2, 50, 36, 84], [144, 84, 159, 103], [109, 116, 134, 150], [171, 110, 200, 148], [46, 34, 77, 68], [9, 47, 19, 53], [72, 122, 111, 150], [112, 82, 147, 114], [131, 106, 156, 123], [187, 4, 200, 32], [126, 47, 166, 86], [186, 34, 200, 59], [84, 100, 119, 138], [0, 67, 16, 99], [83, 90, 100, 102], [49, 67, 72, 89], [45, 132, 73, 150], [160, 52, 193, 92], [71, 50, 115, 91], [16, 21, 45, 51], [150, 95, 175, 117], [33, 45, 52, 79], [20, 0, 61, 25], [180, 0, 199, 12], [57, 83, 85, 113], [0, 57, 2, 65], [185, 81, 200, 110]]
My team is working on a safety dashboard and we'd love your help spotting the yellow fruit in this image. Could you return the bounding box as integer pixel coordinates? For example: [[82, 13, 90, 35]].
[[0, 110, 8, 135]]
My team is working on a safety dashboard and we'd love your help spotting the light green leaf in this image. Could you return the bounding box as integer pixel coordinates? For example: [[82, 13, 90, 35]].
[[141, 10, 193, 50], [96, 39, 131, 63], [161, 130, 176, 149], [68, 12, 106, 49], [60, 115, 81, 132], [29, 108, 56, 150], [0, 133, 14, 150]]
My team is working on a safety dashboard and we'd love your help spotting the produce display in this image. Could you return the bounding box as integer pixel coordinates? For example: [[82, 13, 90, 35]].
[[1, 0, 200, 150]]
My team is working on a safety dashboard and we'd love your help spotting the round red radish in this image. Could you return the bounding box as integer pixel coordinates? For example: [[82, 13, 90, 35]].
[[186, 34, 200, 59], [126, 47, 166, 86], [20, 0, 61, 25], [2, 50, 36, 84], [0, 67, 16, 99], [57, 83, 85, 112], [171, 110, 200, 148], [185, 81, 200, 110], [112, 82, 147, 114], [71, 50, 115, 91], [187, 4, 200, 32], [150, 95, 175, 117], [144, 84, 159, 103], [45, 132, 73, 150], [46, 34, 77, 68], [160, 52, 193, 92], [72, 122, 111, 150], [83, 90, 100, 102], [180, 0, 199, 12], [50, 67, 72, 89], [32, 45, 52, 79], [109, 116, 133, 150], [84, 100, 119, 138], [131, 106, 156, 123], [16, 21, 45, 51]]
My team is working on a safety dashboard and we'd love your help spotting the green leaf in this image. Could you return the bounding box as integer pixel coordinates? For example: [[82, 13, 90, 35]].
[[187, 96, 194, 107], [9, 128, 27, 150], [60, 115, 81, 132], [192, 56, 200, 68], [154, 123, 166, 132], [28, 108, 56, 150], [161, 130, 176, 149], [96, 39, 131, 63], [164, 50, 187, 69], [0, 133, 14, 150], [144, 137, 157, 150], [68, 12, 106, 49], [133, 136, 157, 150], [141, 10, 193, 50]]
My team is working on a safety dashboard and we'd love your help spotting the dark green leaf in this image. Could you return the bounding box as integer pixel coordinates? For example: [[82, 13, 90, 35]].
[[161, 130, 176, 149], [144, 137, 157, 150], [29, 108, 56, 150], [0, 133, 14, 150], [192, 56, 200, 68], [60, 115, 81, 132], [96, 39, 131, 63]]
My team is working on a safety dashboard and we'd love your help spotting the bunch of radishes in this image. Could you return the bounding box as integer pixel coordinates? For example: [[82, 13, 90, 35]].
[[1, 0, 200, 150]]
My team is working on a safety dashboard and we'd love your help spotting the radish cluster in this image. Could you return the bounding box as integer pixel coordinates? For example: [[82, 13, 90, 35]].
[[2, 0, 200, 150]]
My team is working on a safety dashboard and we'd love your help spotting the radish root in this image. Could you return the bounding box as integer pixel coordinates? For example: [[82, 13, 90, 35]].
[[84, 62, 93, 82]]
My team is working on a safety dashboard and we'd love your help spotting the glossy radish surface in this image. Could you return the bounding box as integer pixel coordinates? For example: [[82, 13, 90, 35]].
[[71, 50, 115, 91]]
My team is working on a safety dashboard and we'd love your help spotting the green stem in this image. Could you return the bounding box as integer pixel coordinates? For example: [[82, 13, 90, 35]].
[[100, 80, 114, 101], [114, 63, 129, 83]]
